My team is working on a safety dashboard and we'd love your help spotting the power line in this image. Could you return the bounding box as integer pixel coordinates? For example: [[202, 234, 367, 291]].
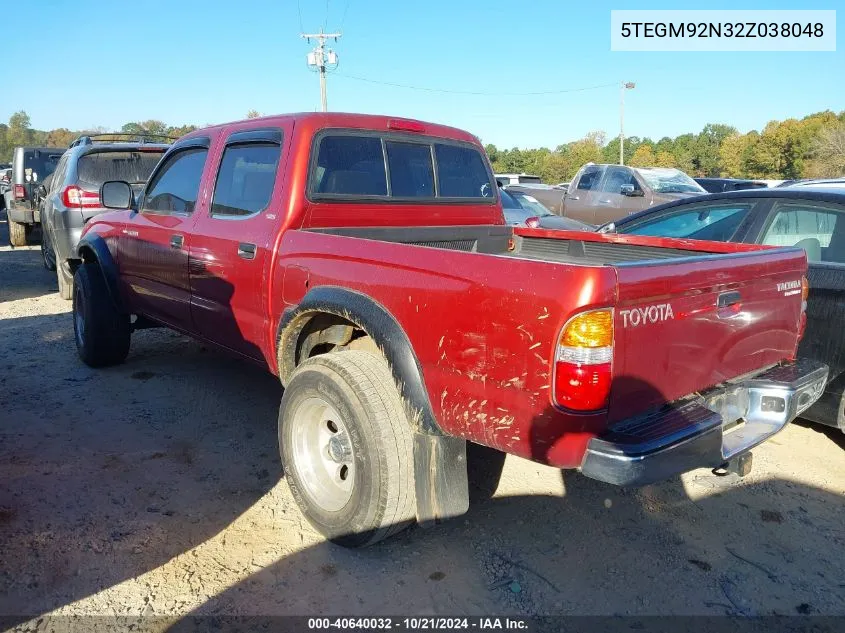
[[332, 73, 618, 97], [296, 0, 303, 31], [339, 0, 351, 31], [324, 0, 330, 30]]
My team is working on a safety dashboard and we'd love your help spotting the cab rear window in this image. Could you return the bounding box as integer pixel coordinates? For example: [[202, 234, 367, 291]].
[[310, 132, 494, 202], [78, 150, 164, 189]]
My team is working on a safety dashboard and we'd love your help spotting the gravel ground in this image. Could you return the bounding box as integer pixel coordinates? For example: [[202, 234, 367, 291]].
[[1, 211, 844, 630]]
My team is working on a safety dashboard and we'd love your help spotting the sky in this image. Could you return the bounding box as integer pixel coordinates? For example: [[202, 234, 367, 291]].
[[3, 0, 843, 149]]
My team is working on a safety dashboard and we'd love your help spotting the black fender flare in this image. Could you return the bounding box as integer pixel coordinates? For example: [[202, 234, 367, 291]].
[[276, 286, 443, 436], [75, 233, 125, 313]]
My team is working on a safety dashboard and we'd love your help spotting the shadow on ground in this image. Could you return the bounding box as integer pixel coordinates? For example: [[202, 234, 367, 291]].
[[0, 211, 56, 302]]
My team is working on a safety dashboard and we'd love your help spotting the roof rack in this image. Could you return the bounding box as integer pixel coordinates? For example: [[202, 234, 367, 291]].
[[69, 133, 177, 148]]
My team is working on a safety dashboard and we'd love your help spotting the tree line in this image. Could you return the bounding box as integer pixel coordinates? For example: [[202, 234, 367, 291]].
[[2, 109, 844, 183], [0, 111, 200, 163], [486, 110, 845, 183]]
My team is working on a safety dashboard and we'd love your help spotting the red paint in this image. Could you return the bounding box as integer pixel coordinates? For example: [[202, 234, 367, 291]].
[[81, 113, 808, 470]]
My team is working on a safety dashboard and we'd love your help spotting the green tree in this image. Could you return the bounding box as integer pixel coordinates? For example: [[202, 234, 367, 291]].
[[247, 110, 262, 119], [806, 122, 845, 177], [44, 128, 77, 148], [6, 110, 33, 148], [628, 144, 656, 167]]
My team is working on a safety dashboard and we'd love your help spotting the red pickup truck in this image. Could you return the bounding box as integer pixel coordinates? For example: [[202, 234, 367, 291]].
[[71, 113, 826, 547]]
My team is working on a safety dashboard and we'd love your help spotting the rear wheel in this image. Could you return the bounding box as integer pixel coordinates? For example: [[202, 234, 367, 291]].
[[8, 219, 28, 246], [73, 263, 130, 367], [279, 350, 416, 547]]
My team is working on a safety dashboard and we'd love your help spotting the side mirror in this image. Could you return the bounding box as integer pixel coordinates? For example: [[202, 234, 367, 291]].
[[101, 180, 134, 210], [621, 184, 643, 197]]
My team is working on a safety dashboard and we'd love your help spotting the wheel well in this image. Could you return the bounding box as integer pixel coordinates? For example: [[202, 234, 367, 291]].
[[293, 313, 380, 366]]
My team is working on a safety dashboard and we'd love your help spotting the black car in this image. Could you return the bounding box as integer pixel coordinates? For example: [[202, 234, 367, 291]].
[[603, 188, 845, 434], [695, 177, 768, 193]]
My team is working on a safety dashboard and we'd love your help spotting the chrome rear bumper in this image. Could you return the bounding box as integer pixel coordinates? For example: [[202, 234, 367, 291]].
[[580, 359, 828, 486]]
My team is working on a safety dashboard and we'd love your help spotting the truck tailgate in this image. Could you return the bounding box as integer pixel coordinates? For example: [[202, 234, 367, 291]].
[[608, 247, 807, 423]]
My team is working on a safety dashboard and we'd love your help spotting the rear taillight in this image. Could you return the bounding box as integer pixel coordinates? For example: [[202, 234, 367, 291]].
[[525, 216, 540, 228], [553, 309, 614, 412], [14, 184, 25, 199], [61, 185, 100, 209], [798, 275, 809, 340]]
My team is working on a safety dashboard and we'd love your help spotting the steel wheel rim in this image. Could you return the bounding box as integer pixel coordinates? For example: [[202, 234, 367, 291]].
[[290, 396, 355, 512], [73, 284, 85, 347]]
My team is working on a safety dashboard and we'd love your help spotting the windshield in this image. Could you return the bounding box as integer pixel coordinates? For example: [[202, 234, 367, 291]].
[[509, 192, 554, 216], [635, 168, 706, 194]]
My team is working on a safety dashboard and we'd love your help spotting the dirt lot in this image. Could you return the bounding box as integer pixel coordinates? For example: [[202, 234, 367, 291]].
[[1, 211, 845, 628]]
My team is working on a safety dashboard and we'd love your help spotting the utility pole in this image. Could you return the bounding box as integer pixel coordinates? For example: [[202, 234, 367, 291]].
[[619, 81, 635, 165], [302, 29, 341, 112]]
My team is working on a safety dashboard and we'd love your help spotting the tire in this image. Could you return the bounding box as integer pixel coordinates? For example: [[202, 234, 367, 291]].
[[41, 229, 57, 271], [57, 263, 73, 300], [72, 263, 130, 367], [279, 350, 416, 547], [8, 219, 27, 246]]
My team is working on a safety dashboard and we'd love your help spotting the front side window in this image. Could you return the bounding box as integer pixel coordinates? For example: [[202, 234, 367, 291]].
[[762, 202, 845, 263], [142, 147, 208, 214], [314, 135, 387, 196], [600, 166, 640, 194], [211, 143, 281, 217], [620, 202, 753, 241]]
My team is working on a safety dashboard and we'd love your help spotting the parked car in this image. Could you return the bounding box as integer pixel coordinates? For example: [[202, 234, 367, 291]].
[[603, 187, 845, 433], [784, 178, 845, 190], [695, 177, 768, 193], [504, 182, 567, 214], [501, 187, 592, 231], [39, 135, 169, 298], [72, 113, 823, 547], [494, 172, 542, 185], [2, 146, 65, 245], [561, 163, 707, 225]]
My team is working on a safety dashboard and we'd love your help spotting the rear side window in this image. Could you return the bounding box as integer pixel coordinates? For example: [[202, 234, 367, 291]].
[[314, 136, 387, 196], [762, 202, 845, 263], [310, 133, 494, 201], [142, 147, 208, 215], [576, 165, 604, 191], [211, 144, 281, 217], [385, 141, 433, 198], [77, 151, 164, 189]]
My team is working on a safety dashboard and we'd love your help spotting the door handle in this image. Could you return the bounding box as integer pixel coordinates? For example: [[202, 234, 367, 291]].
[[568, 195, 580, 201], [598, 199, 612, 204], [238, 242, 256, 260], [170, 234, 184, 249]]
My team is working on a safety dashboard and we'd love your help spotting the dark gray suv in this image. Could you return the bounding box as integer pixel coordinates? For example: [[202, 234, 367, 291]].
[[3, 146, 65, 245], [40, 135, 169, 298]]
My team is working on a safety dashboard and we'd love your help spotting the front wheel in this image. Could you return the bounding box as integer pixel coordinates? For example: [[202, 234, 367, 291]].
[[73, 263, 130, 367], [279, 350, 416, 547]]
